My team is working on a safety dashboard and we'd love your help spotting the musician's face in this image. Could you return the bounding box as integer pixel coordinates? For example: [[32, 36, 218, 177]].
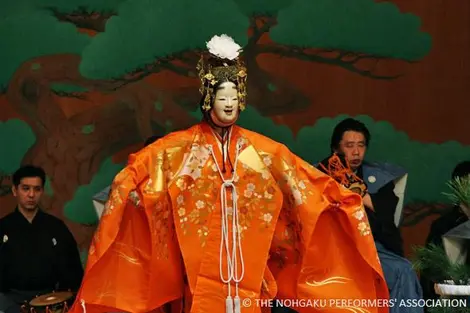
[[12, 177, 44, 212], [337, 131, 367, 170]]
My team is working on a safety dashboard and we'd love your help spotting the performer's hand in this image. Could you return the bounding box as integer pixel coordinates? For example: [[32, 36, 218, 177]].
[[362, 193, 375, 212]]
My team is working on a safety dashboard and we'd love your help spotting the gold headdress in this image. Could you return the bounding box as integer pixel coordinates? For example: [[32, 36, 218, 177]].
[[197, 34, 247, 112]]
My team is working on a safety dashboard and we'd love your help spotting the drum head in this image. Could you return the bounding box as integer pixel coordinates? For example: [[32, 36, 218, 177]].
[[30, 291, 73, 306]]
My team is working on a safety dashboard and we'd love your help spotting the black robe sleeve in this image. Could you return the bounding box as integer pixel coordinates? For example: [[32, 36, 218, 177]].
[[55, 221, 84, 291], [367, 181, 404, 257]]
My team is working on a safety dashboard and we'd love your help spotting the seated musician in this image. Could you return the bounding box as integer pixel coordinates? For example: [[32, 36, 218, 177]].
[[318, 118, 423, 313], [420, 161, 470, 302], [0, 165, 84, 313]]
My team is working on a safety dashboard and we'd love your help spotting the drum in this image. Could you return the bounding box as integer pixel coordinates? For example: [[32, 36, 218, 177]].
[[23, 291, 74, 313]]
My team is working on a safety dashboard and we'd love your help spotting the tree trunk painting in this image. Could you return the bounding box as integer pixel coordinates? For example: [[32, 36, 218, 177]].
[[0, 0, 442, 253]]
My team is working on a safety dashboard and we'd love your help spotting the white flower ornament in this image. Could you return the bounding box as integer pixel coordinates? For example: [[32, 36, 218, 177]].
[[206, 34, 242, 61], [3, 235, 8, 243]]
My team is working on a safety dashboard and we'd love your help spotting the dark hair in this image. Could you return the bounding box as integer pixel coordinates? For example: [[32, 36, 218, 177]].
[[144, 135, 162, 147], [330, 118, 371, 153], [12, 165, 46, 187], [452, 161, 470, 179]]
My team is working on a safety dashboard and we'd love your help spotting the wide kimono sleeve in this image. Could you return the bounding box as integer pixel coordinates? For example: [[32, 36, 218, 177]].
[[265, 145, 390, 313], [69, 142, 185, 313]]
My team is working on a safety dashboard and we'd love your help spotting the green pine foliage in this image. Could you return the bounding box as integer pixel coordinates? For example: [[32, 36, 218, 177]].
[[413, 244, 470, 284], [413, 244, 470, 312], [444, 176, 470, 207]]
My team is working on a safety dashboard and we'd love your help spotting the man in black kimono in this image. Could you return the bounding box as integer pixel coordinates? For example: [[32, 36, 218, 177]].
[[320, 118, 423, 313], [420, 161, 470, 302], [0, 165, 84, 313]]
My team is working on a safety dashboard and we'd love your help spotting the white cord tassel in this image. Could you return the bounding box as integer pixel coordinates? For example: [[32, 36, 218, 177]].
[[234, 296, 241, 313], [226, 296, 234, 313], [209, 140, 245, 313], [80, 299, 86, 313]]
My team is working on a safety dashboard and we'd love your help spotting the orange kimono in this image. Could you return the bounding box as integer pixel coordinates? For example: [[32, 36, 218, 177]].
[[70, 122, 389, 313]]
